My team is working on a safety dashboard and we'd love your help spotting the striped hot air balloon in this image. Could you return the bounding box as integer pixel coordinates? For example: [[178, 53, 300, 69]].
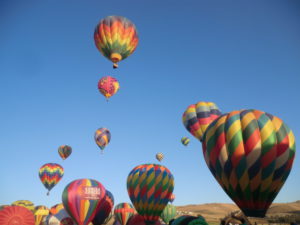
[[94, 128, 111, 153], [156, 153, 164, 162], [58, 145, 72, 160], [11, 200, 35, 212], [181, 137, 190, 146], [62, 179, 106, 225], [113, 203, 135, 225], [127, 164, 174, 224], [39, 163, 64, 195], [160, 204, 177, 224], [94, 15, 139, 69], [93, 190, 114, 225], [98, 76, 120, 100]]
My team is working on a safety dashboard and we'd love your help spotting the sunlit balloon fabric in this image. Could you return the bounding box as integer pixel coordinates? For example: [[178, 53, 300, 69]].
[[182, 101, 221, 141], [11, 200, 35, 212], [160, 204, 177, 224], [39, 163, 64, 195], [98, 76, 120, 100], [156, 153, 164, 162], [92, 190, 114, 225], [95, 128, 111, 152], [62, 178, 106, 225], [114, 203, 135, 225], [58, 145, 72, 160], [34, 205, 49, 225], [127, 164, 175, 223], [181, 137, 190, 146], [94, 15, 139, 68], [201, 109, 296, 217], [0, 206, 35, 225], [46, 203, 75, 225]]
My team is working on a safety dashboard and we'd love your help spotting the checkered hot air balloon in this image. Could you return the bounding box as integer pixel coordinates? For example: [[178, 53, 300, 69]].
[[113, 203, 135, 225], [98, 76, 120, 100], [94, 128, 111, 153], [39, 163, 64, 195], [94, 15, 139, 69], [127, 164, 175, 224], [58, 145, 72, 160]]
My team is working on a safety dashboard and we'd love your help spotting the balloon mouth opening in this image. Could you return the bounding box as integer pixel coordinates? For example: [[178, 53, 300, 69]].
[[242, 209, 267, 218], [110, 53, 122, 63]]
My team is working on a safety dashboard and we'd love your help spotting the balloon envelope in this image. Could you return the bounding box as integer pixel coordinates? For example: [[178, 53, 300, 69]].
[[92, 190, 114, 225], [181, 137, 190, 146], [58, 145, 72, 160], [170, 216, 208, 225], [39, 163, 64, 195], [98, 76, 120, 100], [34, 205, 49, 225], [156, 153, 164, 162], [113, 203, 135, 225], [160, 204, 176, 224], [127, 214, 161, 225], [12, 200, 35, 212], [0, 206, 35, 225], [46, 203, 75, 225], [94, 128, 111, 152]]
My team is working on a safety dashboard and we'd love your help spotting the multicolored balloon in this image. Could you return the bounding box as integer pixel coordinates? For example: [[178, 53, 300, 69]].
[[169, 193, 175, 203], [113, 203, 135, 225], [0, 206, 35, 225], [94, 15, 139, 69], [92, 190, 114, 225], [94, 128, 111, 153], [160, 204, 177, 224], [62, 178, 106, 225], [98, 76, 120, 100], [58, 145, 72, 160], [156, 153, 164, 162], [182, 101, 222, 142], [34, 205, 49, 225], [39, 163, 64, 195], [11, 200, 35, 212], [170, 216, 208, 225], [127, 214, 161, 225], [46, 203, 75, 225], [181, 137, 190, 146], [127, 164, 175, 223]]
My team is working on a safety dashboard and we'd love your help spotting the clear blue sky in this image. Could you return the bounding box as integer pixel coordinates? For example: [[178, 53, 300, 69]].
[[0, 0, 300, 208]]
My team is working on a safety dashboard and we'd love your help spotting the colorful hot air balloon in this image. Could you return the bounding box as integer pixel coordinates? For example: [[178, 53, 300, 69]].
[[46, 203, 75, 225], [182, 101, 222, 142], [156, 153, 164, 162], [98, 76, 120, 100], [12, 200, 35, 212], [34, 205, 49, 225], [62, 178, 106, 225], [39, 163, 64, 195], [92, 190, 114, 225], [113, 203, 135, 225], [94, 128, 111, 153], [58, 145, 72, 160], [127, 214, 161, 225], [170, 216, 208, 225], [0, 205, 9, 211], [94, 15, 139, 69], [0, 206, 35, 225], [184, 106, 296, 218], [181, 137, 190, 146], [160, 204, 177, 224], [169, 193, 175, 203], [127, 164, 175, 224]]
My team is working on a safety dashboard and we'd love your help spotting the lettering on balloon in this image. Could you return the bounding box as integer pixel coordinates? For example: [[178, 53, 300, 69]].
[[80, 186, 101, 200]]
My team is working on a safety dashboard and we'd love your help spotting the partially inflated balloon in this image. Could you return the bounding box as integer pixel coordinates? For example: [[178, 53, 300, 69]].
[[182, 102, 221, 142], [113, 203, 135, 225], [34, 205, 49, 225], [160, 204, 176, 224], [0, 206, 35, 225], [127, 164, 175, 224], [95, 128, 111, 153], [98, 76, 120, 100], [62, 179, 106, 225], [94, 15, 139, 69], [58, 145, 72, 160], [12, 200, 35, 212], [201, 109, 296, 217], [181, 137, 190, 146], [93, 190, 114, 225], [39, 163, 64, 195], [156, 153, 164, 162]]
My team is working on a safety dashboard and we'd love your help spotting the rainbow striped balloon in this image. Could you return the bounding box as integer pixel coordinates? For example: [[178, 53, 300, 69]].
[[182, 102, 222, 142], [202, 109, 296, 217], [113, 203, 135, 225], [39, 163, 64, 195], [62, 179, 106, 225], [127, 164, 175, 223], [98, 76, 120, 100], [94, 15, 139, 69], [94, 128, 111, 153]]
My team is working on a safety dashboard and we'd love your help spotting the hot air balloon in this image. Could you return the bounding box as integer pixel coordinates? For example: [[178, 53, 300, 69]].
[[181, 137, 190, 146], [169, 193, 175, 204], [39, 163, 64, 195], [34, 205, 49, 225], [98, 76, 120, 100], [12, 200, 35, 212], [94, 15, 139, 69], [0, 206, 35, 225], [58, 145, 72, 160], [0, 205, 9, 211], [92, 190, 114, 225], [94, 128, 111, 153], [62, 178, 106, 225], [113, 203, 135, 225], [127, 214, 161, 225], [170, 216, 208, 225], [183, 104, 296, 218], [46, 203, 75, 225], [127, 164, 175, 224], [182, 101, 222, 142], [156, 153, 164, 162], [160, 204, 177, 224]]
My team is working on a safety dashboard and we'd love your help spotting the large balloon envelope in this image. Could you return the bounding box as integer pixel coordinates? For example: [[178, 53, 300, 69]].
[[92, 190, 114, 225], [62, 178, 106, 225], [58, 145, 72, 160], [39, 163, 64, 195], [160, 204, 177, 224], [11, 200, 35, 212], [98, 76, 120, 100], [94, 15, 139, 69], [113, 203, 135, 225], [94, 128, 111, 153], [170, 215, 208, 225], [34, 205, 49, 225], [0, 206, 35, 225], [127, 164, 174, 224]]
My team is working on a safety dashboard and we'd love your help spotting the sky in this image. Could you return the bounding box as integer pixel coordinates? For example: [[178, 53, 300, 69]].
[[0, 0, 300, 209]]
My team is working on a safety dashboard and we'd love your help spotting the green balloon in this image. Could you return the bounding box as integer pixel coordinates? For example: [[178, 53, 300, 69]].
[[160, 204, 176, 224]]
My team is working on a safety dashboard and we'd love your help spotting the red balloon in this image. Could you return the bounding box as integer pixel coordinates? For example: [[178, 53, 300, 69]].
[[0, 206, 35, 225], [127, 214, 162, 225]]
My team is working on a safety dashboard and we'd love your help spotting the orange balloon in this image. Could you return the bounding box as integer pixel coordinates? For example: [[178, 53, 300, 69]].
[[0, 206, 35, 225]]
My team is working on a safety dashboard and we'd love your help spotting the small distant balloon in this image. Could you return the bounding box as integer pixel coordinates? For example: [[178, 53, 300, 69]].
[[95, 128, 111, 153], [58, 145, 72, 160], [155, 153, 164, 162], [98, 76, 120, 100], [181, 137, 190, 146]]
